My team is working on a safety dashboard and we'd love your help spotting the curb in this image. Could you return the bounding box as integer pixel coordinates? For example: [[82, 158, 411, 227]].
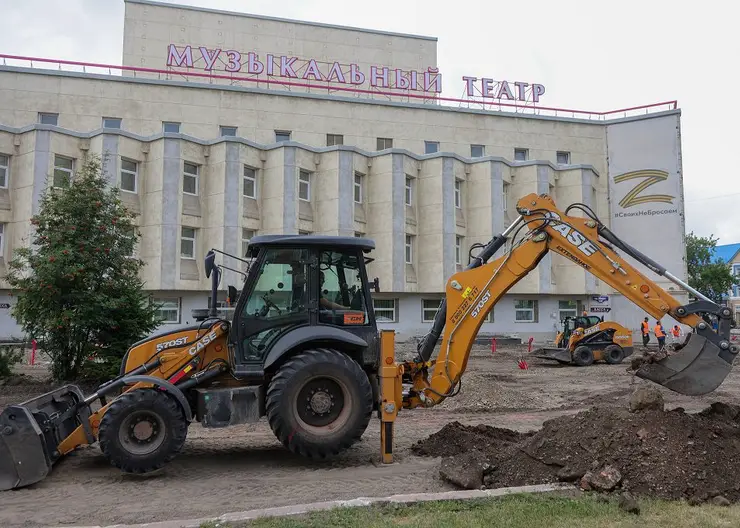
[[56, 482, 575, 528]]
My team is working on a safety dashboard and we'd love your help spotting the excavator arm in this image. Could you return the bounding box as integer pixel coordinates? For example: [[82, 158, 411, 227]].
[[402, 193, 737, 409]]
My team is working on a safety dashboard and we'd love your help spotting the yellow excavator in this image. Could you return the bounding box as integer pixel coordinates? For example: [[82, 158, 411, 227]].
[[533, 316, 634, 366], [1, 193, 736, 490]]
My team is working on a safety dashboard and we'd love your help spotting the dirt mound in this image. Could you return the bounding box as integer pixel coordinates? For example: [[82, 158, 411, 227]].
[[414, 399, 740, 504]]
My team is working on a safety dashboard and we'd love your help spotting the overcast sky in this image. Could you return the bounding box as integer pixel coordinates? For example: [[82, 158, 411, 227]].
[[0, 0, 736, 245]]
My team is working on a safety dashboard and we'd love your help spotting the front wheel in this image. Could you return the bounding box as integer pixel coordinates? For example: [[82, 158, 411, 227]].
[[604, 344, 625, 364], [572, 345, 595, 367], [266, 348, 373, 459]]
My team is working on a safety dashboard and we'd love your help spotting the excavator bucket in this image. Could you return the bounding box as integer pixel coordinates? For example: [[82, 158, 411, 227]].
[[532, 347, 572, 364], [635, 332, 734, 396], [0, 385, 87, 491]]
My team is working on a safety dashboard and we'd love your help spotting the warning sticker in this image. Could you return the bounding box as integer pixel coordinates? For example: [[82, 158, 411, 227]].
[[343, 312, 365, 325]]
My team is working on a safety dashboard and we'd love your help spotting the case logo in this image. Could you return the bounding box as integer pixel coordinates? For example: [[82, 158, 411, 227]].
[[189, 330, 218, 356]]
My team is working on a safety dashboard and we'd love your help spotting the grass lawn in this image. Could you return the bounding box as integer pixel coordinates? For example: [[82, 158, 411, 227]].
[[200, 493, 740, 528]]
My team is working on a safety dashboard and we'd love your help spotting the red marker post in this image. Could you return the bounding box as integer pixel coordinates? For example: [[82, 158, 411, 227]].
[[491, 338, 497, 354]]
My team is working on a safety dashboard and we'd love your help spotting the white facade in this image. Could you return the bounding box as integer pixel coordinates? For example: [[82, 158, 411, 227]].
[[0, 0, 690, 342]]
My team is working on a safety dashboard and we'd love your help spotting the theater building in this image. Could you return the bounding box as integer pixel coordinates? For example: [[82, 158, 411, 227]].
[[0, 0, 689, 341]]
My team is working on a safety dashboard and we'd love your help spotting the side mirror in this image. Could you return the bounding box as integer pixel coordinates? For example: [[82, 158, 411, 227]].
[[227, 285, 238, 306], [205, 250, 216, 279], [372, 277, 380, 292]]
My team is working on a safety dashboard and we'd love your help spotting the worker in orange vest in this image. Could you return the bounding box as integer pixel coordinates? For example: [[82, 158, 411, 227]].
[[654, 320, 667, 350], [640, 317, 650, 346], [671, 325, 682, 341]]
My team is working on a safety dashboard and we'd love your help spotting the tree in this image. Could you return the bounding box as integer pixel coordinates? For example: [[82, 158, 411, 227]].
[[6, 154, 162, 381], [685, 232, 738, 304]]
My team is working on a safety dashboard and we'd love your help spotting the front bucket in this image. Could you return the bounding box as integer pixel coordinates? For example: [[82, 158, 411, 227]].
[[636, 332, 734, 396], [533, 347, 572, 364], [0, 384, 86, 491]]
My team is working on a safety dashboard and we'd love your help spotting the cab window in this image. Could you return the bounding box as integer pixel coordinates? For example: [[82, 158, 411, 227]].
[[318, 249, 368, 325]]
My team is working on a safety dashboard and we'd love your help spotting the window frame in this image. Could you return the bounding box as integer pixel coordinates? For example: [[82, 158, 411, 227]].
[[119, 158, 138, 194], [0, 154, 8, 189], [514, 299, 537, 322], [180, 227, 196, 259], [326, 133, 344, 146], [405, 234, 413, 264], [556, 151, 571, 165], [102, 117, 122, 129], [377, 137, 393, 150], [471, 144, 485, 158], [373, 298, 398, 323], [163, 121, 181, 133], [514, 148, 529, 161], [455, 236, 463, 265], [242, 228, 256, 257], [220, 126, 238, 137], [405, 176, 413, 206], [354, 171, 364, 204], [454, 179, 462, 209], [39, 113, 58, 126], [243, 165, 258, 199], [558, 300, 579, 321], [275, 130, 292, 143], [153, 297, 181, 324], [298, 169, 311, 202], [424, 141, 439, 154], [422, 298, 443, 323], [183, 161, 199, 196], [53, 154, 74, 188]]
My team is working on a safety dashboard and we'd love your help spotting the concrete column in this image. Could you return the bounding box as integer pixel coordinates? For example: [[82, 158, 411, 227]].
[[490, 161, 505, 259], [160, 138, 180, 289], [391, 153, 405, 291], [31, 130, 50, 216], [282, 147, 297, 234], [337, 150, 354, 237], [223, 143, 240, 287], [442, 157, 456, 282], [101, 134, 119, 187], [537, 165, 552, 294], [581, 168, 597, 294]]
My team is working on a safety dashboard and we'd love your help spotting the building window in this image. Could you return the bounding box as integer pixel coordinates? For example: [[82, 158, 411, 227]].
[[327, 134, 343, 146], [422, 299, 442, 323], [556, 151, 571, 165], [0, 154, 8, 188], [454, 180, 462, 209], [405, 176, 413, 206], [242, 228, 256, 256], [373, 299, 398, 322], [183, 162, 199, 195], [514, 148, 528, 161], [120, 158, 138, 193], [558, 300, 579, 321], [502, 183, 509, 211], [39, 113, 58, 126], [456, 236, 463, 265], [220, 126, 237, 137], [514, 299, 537, 322], [154, 298, 180, 323], [275, 131, 291, 142], [298, 230, 311, 235], [243, 166, 257, 198], [180, 227, 196, 259], [354, 172, 364, 203], [354, 231, 364, 237], [471, 144, 485, 158], [103, 117, 122, 129], [298, 170, 311, 201], [163, 121, 181, 133], [377, 137, 393, 150], [425, 141, 439, 154], [405, 235, 413, 264], [53, 155, 74, 188], [0, 223, 5, 256]]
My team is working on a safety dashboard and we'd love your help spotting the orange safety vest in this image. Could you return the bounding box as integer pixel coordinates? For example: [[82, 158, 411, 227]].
[[654, 325, 665, 338], [641, 321, 649, 334], [671, 327, 680, 337]]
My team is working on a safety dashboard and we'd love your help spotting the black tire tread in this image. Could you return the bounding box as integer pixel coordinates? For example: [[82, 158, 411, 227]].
[[98, 388, 188, 474], [572, 345, 594, 367], [266, 348, 373, 459], [604, 344, 625, 364]]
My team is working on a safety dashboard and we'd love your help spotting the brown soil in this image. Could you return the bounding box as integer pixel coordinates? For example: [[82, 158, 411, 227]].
[[414, 400, 740, 504], [2, 343, 740, 527]]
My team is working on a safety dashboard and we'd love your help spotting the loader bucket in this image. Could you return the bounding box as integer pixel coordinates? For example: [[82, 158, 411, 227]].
[[532, 347, 572, 364], [0, 385, 86, 491], [635, 332, 734, 396]]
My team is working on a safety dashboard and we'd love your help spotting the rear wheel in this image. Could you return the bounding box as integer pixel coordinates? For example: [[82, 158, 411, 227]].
[[604, 344, 625, 364], [98, 389, 188, 474], [266, 348, 373, 459], [572, 345, 595, 367]]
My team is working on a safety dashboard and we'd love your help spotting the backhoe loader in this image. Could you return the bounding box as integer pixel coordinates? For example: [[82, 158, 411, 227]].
[[1, 193, 736, 491], [532, 316, 634, 366]]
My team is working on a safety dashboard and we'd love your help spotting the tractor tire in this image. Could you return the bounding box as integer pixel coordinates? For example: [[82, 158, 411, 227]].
[[98, 388, 188, 474], [604, 344, 626, 364], [266, 348, 373, 459], [572, 345, 595, 367]]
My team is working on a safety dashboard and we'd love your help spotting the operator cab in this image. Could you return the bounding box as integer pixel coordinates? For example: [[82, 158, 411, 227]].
[[227, 235, 381, 379]]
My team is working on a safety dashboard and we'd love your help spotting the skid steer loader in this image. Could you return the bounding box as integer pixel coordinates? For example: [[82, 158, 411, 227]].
[[1, 193, 737, 490], [532, 315, 634, 366]]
